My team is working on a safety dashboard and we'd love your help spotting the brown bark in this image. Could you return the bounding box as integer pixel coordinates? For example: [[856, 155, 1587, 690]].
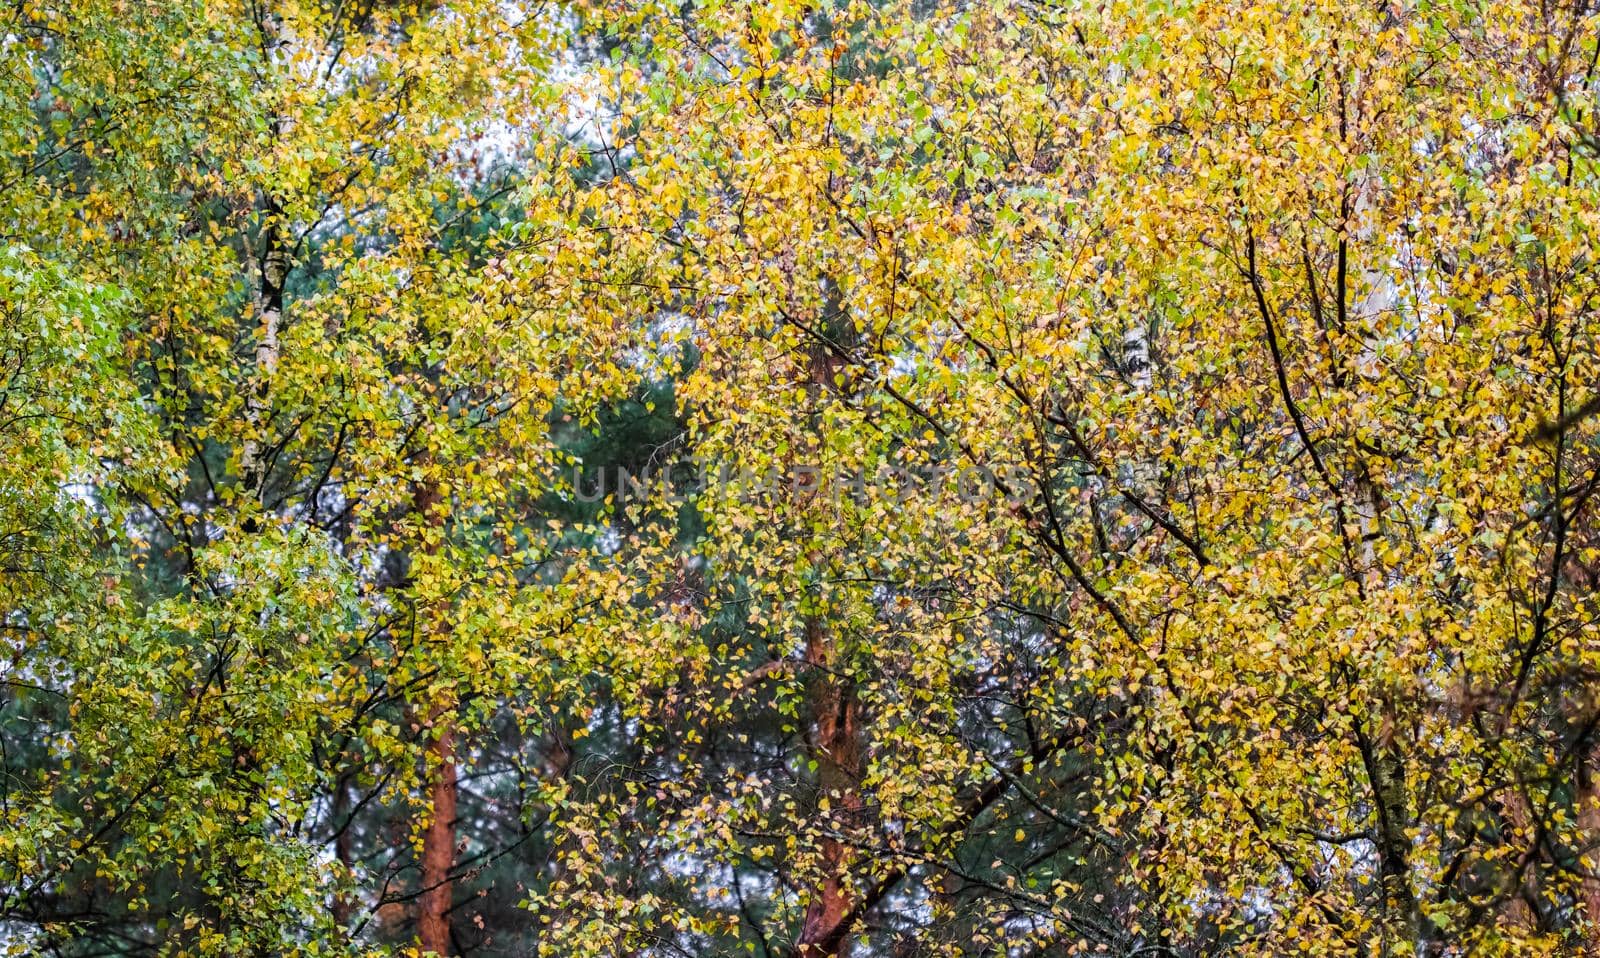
[[411, 471, 458, 955], [418, 709, 458, 955], [1578, 756, 1600, 949], [1497, 788, 1539, 934], [794, 290, 865, 955], [331, 773, 355, 931], [795, 621, 863, 957]]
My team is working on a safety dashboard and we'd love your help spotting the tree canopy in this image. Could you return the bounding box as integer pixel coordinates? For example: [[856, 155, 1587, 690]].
[[4, 0, 1600, 955]]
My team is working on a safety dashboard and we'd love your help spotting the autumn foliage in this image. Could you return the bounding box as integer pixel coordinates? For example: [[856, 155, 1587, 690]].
[[3, 0, 1600, 955]]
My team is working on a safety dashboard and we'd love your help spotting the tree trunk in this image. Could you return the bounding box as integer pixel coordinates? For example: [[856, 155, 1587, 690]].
[[411, 471, 458, 955], [795, 620, 863, 957], [418, 708, 458, 955], [331, 772, 355, 931], [1497, 788, 1539, 935], [1577, 756, 1600, 949], [241, 214, 288, 498]]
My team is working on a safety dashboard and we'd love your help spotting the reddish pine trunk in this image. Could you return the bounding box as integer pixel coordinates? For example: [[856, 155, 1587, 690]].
[[796, 621, 863, 957], [411, 471, 458, 955], [331, 774, 355, 930], [1497, 789, 1538, 934], [1579, 758, 1600, 949], [418, 711, 458, 955]]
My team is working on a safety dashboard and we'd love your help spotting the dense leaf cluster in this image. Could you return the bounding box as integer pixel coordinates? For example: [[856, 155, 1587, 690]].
[[3, 1, 1600, 956]]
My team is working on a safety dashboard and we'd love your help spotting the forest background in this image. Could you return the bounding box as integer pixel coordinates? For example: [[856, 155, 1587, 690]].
[[4, 0, 1600, 956]]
